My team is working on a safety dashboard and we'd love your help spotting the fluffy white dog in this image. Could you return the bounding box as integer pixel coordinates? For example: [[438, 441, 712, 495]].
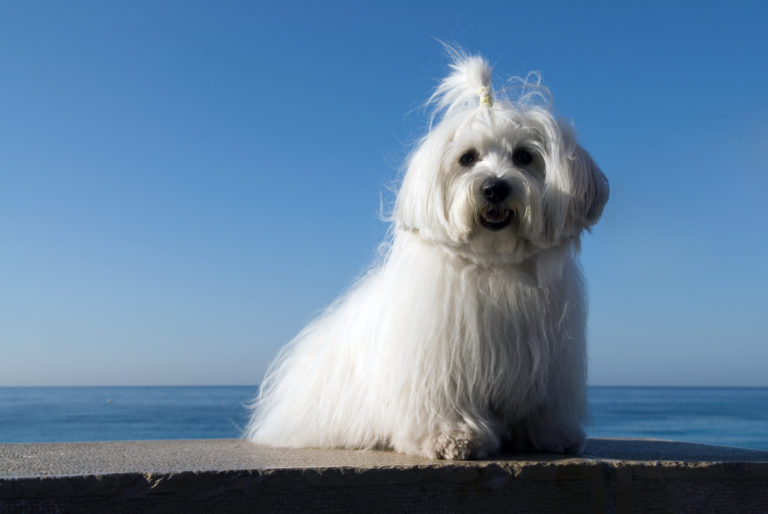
[[246, 52, 608, 459]]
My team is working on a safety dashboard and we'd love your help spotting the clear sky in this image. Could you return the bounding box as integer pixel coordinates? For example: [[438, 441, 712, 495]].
[[1, 2, 766, 386]]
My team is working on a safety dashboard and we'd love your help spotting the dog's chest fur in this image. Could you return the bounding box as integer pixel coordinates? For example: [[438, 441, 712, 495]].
[[375, 232, 578, 420]]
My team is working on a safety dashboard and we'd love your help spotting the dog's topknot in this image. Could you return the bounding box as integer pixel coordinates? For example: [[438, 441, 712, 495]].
[[427, 48, 554, 130], [428, 50, 494, 126]]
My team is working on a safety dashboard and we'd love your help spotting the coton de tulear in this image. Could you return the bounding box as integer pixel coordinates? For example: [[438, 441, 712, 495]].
[[246, 51, 608, 459]]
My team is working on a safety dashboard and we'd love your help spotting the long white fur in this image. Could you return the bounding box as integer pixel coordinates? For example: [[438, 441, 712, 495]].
[[246, 51, 608, 459]]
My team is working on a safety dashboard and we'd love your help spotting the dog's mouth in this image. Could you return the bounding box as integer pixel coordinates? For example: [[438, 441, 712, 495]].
[[479, 208, 514, 231]]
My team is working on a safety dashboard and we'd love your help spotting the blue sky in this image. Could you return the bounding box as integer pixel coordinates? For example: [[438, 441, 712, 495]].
[[1, 1, 766, 386]]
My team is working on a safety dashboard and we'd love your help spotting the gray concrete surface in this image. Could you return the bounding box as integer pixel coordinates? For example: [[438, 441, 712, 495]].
[[1, 438, 767, 513]]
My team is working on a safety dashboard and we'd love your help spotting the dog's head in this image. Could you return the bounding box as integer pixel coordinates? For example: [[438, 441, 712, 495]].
[[395, 53, 608, 266]]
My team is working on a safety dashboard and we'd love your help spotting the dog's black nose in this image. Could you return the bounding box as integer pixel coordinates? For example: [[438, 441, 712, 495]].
[[481, 179, 511, 203]]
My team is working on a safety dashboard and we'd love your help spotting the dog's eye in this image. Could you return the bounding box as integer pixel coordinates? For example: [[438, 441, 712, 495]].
[[512, 148, 534, 167], [459, 150, 478, 167]]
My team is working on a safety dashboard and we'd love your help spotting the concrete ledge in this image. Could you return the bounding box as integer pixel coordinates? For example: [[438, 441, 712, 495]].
[[2, 438, 768, 513]]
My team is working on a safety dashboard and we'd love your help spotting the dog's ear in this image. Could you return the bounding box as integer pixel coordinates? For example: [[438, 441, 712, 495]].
[[570, 146, 608, 228]]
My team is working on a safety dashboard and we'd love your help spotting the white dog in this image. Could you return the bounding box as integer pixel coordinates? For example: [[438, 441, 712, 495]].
[[246, 52, 608, 459]]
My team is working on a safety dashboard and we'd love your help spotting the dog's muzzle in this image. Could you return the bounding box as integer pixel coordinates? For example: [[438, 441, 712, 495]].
[[479, 178, 514, 231]]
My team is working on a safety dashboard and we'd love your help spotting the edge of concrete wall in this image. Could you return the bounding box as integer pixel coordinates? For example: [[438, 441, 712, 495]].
[[2, 438, 768, 513]]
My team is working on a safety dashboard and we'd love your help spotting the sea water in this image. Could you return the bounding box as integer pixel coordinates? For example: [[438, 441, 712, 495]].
[[1, 386, 766, 451]]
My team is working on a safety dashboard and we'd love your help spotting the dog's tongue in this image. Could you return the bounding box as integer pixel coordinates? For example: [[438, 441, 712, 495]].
[[485, 208, 508, 222]]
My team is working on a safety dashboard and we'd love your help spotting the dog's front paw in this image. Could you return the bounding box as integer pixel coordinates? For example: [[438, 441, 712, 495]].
[[421, 424, 495, 460], [433, 429, 474, 460]]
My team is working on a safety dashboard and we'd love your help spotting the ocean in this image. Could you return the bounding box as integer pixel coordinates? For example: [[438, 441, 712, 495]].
[[1, 386, 767, 451]]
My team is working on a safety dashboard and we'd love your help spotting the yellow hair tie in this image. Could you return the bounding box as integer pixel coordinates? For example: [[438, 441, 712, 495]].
[[479, 86, 493, 107]]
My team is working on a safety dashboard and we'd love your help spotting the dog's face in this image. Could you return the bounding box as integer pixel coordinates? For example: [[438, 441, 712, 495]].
[[396, 90, 608, 266]]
